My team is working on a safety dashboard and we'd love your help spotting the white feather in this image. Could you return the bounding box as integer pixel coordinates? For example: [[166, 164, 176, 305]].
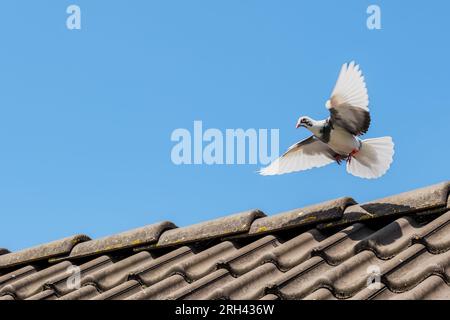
[[326, 61, 369, 111], [259, 138, 334, 176], [346, 136, 395, 179]]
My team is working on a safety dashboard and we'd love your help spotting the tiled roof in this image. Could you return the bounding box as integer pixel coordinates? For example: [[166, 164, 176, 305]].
[[1, 181, 450, 300]]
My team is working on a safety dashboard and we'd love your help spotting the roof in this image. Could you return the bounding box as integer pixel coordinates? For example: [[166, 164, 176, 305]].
[[1, 181, 450, 300]]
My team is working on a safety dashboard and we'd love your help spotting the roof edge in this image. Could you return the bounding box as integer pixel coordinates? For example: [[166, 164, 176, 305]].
[[140, 209, 266, 250], [246, 197, 356, 236], [318, 181, 450, 229], [67, 221, 177, 260]]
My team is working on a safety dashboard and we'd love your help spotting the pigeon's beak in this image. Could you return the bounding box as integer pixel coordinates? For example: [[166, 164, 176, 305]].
[[296, 123, 301, 129]]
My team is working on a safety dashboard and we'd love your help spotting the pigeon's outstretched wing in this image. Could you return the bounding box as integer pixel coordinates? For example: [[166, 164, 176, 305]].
[[326, 61, 371, 136], [259, 136, 335, 176]]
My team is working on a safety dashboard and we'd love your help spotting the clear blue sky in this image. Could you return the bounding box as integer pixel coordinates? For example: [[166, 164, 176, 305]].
[[1, 1, 449, 251]]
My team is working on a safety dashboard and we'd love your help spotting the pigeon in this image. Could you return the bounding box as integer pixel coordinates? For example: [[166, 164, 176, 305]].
[[260, 61, 394, 179]]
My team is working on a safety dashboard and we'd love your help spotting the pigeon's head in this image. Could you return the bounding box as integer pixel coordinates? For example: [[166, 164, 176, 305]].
[[296, 116, 314, 129]]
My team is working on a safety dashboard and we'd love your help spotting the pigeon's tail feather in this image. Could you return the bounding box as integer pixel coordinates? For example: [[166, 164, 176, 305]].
[[347, 137, 394, 179]]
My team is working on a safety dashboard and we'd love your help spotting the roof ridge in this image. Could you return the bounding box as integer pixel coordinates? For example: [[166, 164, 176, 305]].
[[318, 181, 450, 229], [1, 181, 449, 272], [0, 235, 90, 270]]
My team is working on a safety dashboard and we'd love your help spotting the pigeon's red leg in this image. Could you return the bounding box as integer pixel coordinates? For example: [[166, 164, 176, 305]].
[[347, 149, 359, 164]]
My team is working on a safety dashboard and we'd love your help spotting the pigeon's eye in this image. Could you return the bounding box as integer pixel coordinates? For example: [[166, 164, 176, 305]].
[[300, 119, 311, 126]]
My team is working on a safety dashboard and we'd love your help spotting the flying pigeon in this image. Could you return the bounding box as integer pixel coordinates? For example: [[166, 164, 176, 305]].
[[260, 61, 394, 179]]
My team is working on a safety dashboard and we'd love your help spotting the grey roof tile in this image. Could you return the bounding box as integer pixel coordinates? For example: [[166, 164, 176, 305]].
[[423, 214, 450, 253], [304, 288, 338, 300], [0, 261, 72, 299], [0, 265, 36, 288], [207, 263, 283, 300], [220, 235, 281, 275], [375, 275, 450, 300], [45, 255, 113, 296], [176, 241, 237, 281], [384, 247, 450, 292], [26, 289, 57, 300], [349, 285, 388, 300], [133, 246, 195, 286], [0, 235, 90, 270], [126, 275, 188, 300], [57, 284, 99, 300], [69, 222, 175, 259], [249, 197, 355, 235], [82, 251, 153, 291], [319, 223, 375, 265], [154, 209, 265, 248], [93, 279, 143, 300], [259, 294, 279, 300], [136, 242, 237, 286], [169, 269, 234, 300], [274, 256, 329, 299], [269, 229, 324, 270]]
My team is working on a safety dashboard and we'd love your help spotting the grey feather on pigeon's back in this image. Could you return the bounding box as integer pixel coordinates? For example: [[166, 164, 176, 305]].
[[319, 120, 332, 143], [329, 105, 371, 136]]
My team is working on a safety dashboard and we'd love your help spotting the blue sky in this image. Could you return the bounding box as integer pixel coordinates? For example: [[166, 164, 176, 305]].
[[1, 1, 449, 251]]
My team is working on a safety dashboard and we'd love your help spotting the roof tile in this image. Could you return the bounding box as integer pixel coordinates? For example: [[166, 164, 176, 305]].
[[93, 279, 142, 300], [376, 275, 450, 300], [274, 256, 330, 299], [127, 275, 188, 300], [83, 251, 153, 291], [69, 222, 175, 259], [169, 269, 233, 300], [46, 255, 113, 296], [259, 293, 279, 300], [57, 284, 99, 300], [0, 265, 36, 288], [26, 289, 56, 300], [175, 241, 237, 281], [0, 235, 89, 270], [220, 235, 281, 276], [385, 248, 450, 293], [304, 288, 337, 300], [249, 197, 355, 235], [0, 261, 72, 299], [208, 263, 283, 300], [132, 246, 194, 286], [154, 209, 265, 248], [319, 223, 375, 265], [423, 215, 450, 253], [270, 229, 325, 270], [136, 242, 237, 286]]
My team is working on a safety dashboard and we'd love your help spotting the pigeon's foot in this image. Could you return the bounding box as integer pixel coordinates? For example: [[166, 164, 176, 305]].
[[346, 149, 360, 164], [334, 154, 345, 165]]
